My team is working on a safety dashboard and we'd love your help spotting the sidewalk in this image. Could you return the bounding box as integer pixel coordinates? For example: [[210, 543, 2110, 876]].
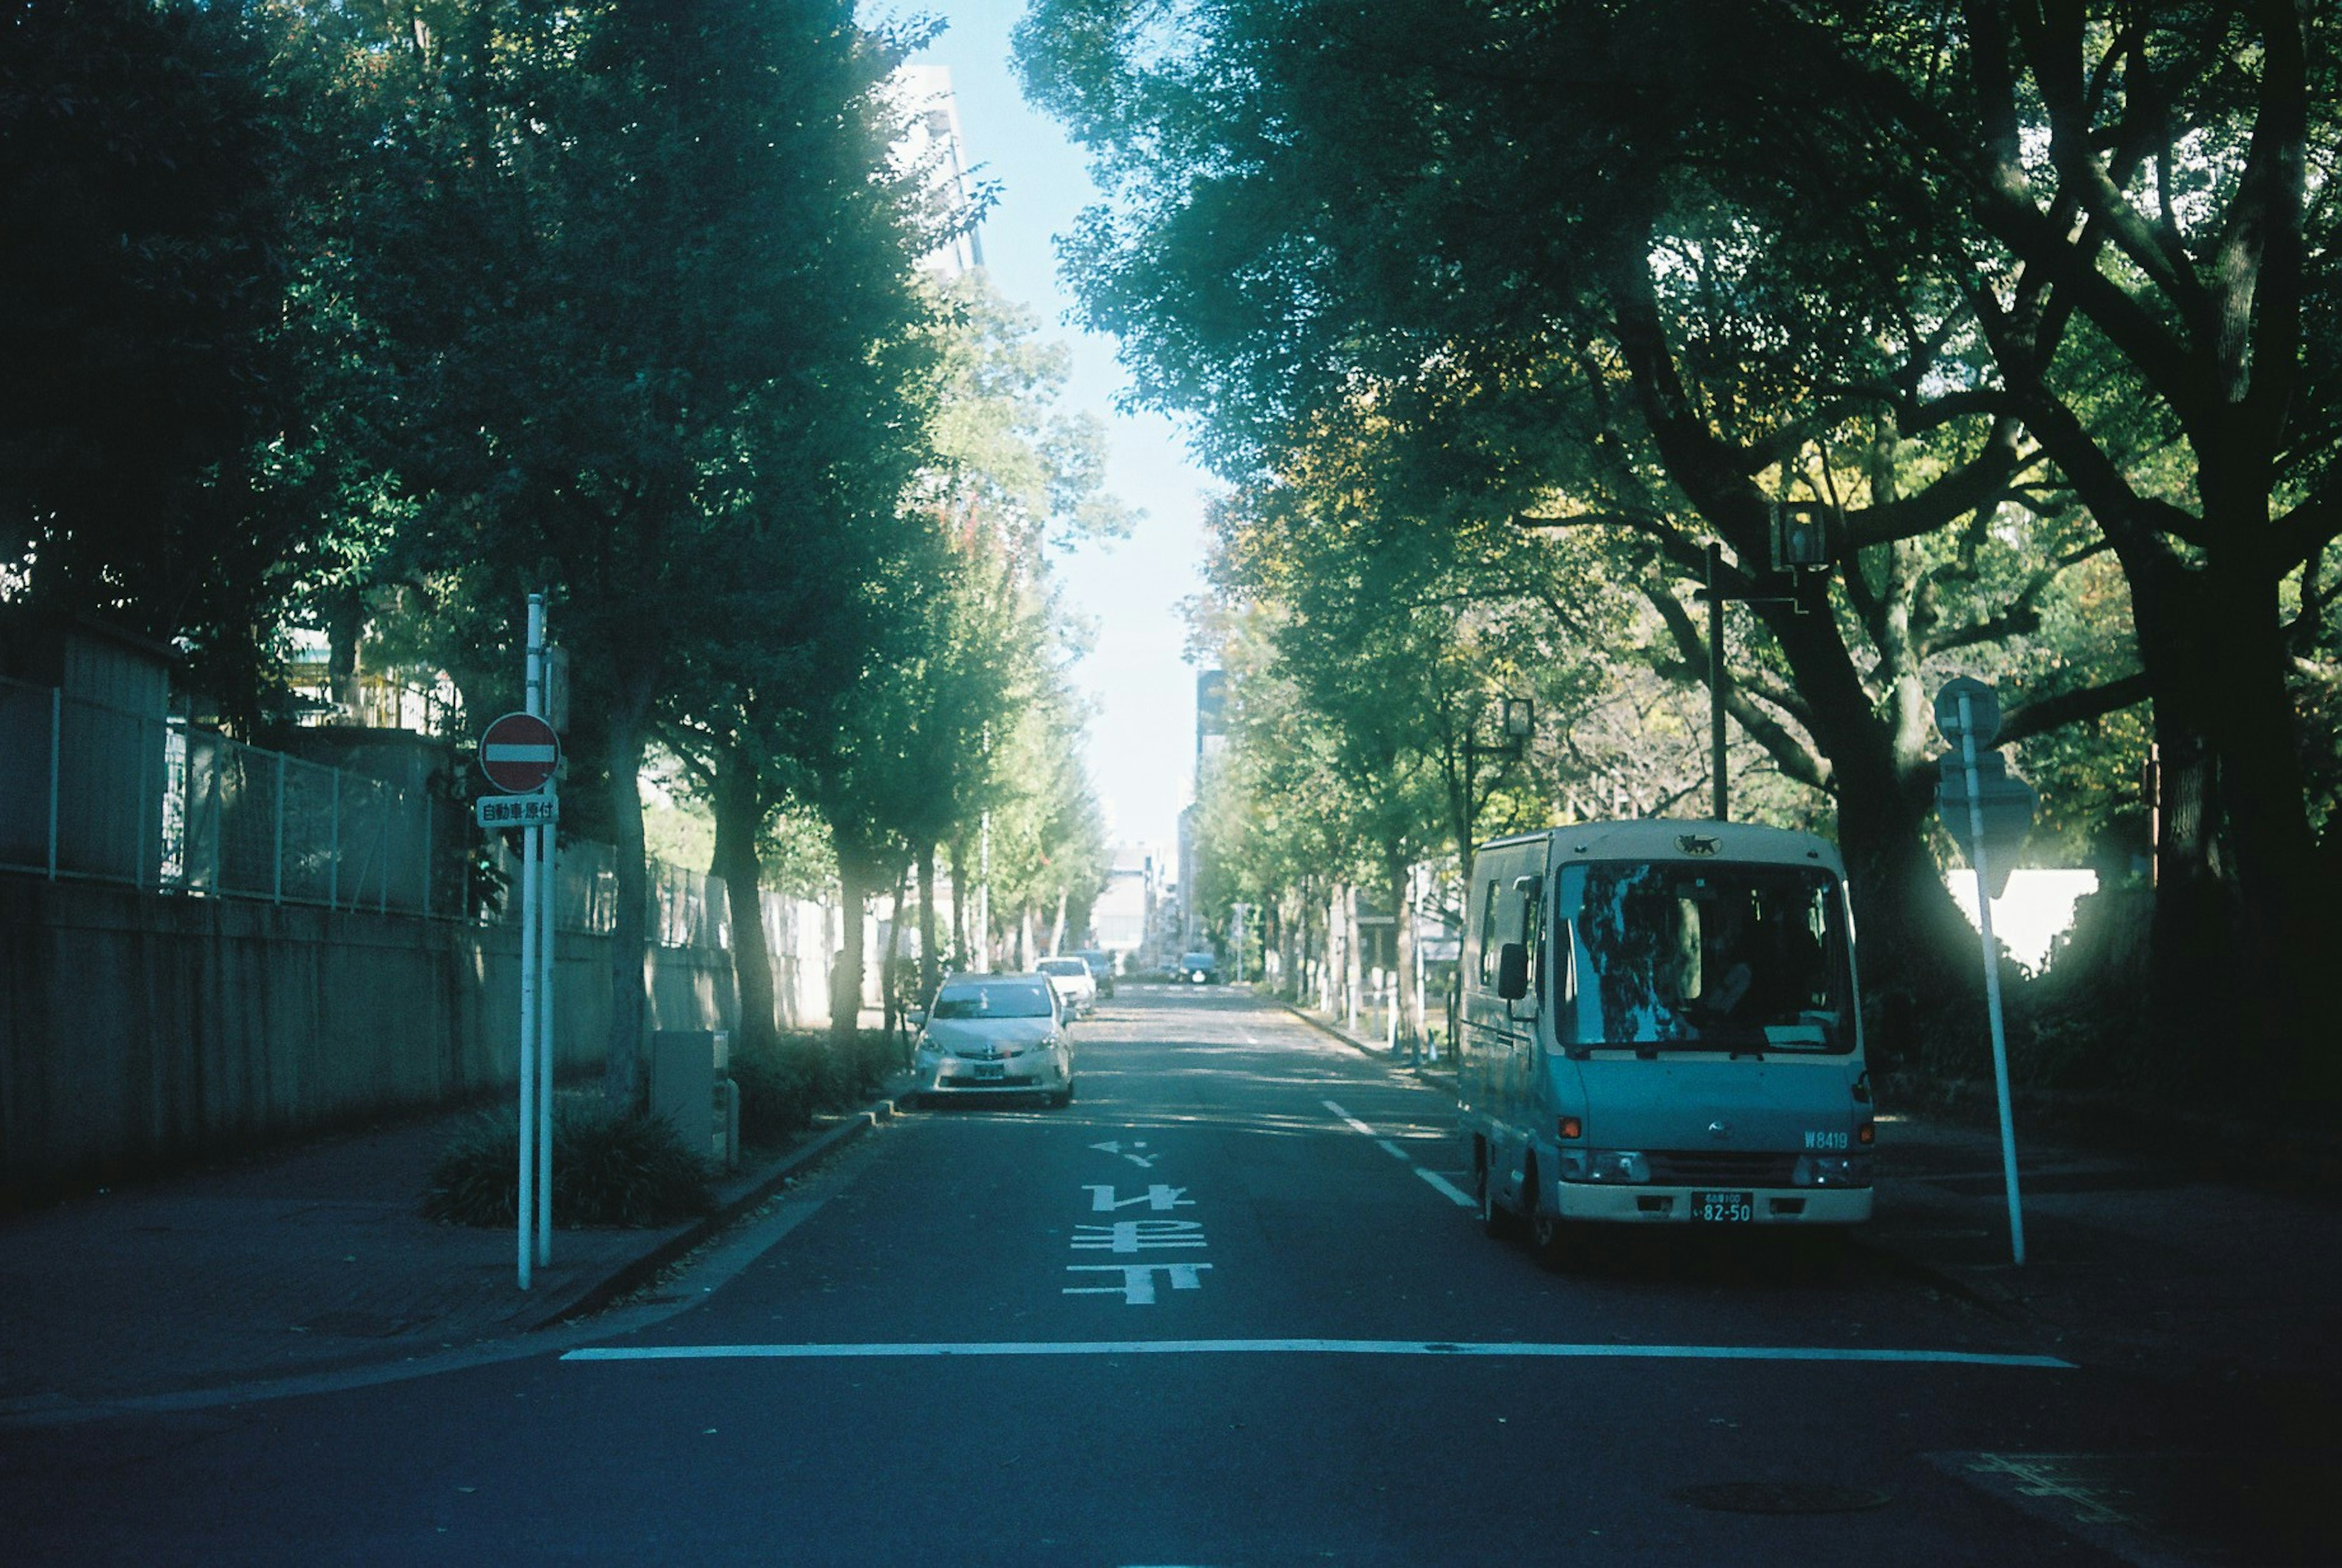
[[0, 1092, 896, 1425], [1285, 1000, 2342, 1403]]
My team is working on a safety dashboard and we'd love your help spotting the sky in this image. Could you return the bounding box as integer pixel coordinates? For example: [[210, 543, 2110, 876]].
[[890, 1, 1216, 859]]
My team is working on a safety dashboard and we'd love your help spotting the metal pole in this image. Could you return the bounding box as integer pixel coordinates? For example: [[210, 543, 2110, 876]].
[[329, 771, 342, 908], [46, 689, 60, 880], [1706, 543, 1728, 821], [273, 755, 285, 904], [1958, 692, 2025, 1266], [526, 592, 553, 1270], [517, 807, 539, 1291], [536, 820, 554, 1265]]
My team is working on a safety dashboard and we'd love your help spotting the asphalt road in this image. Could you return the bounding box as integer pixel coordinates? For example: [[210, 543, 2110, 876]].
[[1, 988, 2190, 1564]]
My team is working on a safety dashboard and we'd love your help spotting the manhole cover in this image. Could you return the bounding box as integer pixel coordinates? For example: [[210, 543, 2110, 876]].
[[1675, 1482, 1891, 1514]]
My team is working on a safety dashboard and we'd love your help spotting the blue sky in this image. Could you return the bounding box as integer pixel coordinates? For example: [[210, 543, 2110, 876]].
[[889, 1, 1216, 857]]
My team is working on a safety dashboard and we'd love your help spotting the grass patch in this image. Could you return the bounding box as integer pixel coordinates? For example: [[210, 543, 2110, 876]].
[[421, 1098, 715, 1228]]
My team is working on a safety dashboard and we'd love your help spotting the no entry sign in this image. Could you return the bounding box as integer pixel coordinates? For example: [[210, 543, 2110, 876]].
[[479, 711, 561, 793]]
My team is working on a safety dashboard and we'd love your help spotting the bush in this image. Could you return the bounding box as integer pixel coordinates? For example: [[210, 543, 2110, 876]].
[[421, 1099, 715, 1228], [730, 1039, 829, 1144], [731, 1028, 900, 1143]]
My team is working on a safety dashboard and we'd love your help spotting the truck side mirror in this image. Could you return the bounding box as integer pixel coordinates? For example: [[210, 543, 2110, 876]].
[[1496, 941, 1528, 1001]]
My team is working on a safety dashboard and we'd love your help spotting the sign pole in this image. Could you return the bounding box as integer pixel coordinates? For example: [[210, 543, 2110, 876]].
[[516, 770, 539, 1292], [528, 596, 556, 1266], [1958, 691, 2027, 1266]]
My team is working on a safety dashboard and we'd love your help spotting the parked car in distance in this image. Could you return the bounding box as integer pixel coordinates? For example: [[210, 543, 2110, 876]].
[[1176, 950, 1219, 984], [1073, 948, 1116, 998], [1037, 955, 1098, 1017], [911, 974, 1075, 1108]]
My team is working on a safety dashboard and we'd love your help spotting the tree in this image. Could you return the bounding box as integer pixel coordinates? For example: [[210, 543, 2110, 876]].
[[0, 0, 322, 713], [1014, 0, 2249, 1072], [360, 0, 942, 1103]]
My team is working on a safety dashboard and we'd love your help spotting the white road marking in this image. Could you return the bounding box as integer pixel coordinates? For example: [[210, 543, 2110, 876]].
[[1087, 1184, 1193, 1212], [1323, 1100, 1475, 1206], [564, 1339, 2071, 1369], [1072, 1220, 1208, 1253], [1062, 1264, 1213, 1304], [1415, 1168, 1477, 1207]]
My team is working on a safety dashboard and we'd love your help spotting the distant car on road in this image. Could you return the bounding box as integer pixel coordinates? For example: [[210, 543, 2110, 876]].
[[1037, 954, 1098, 1017], [911, 974, 1075, 1108], [1073, 948, 1116, 998], [1176, 950, 1219, 984]]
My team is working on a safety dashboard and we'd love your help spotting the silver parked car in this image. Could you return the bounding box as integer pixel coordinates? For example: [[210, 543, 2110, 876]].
[[911, 974, 1076, 1108], [1036, 954, 1098, 1017]]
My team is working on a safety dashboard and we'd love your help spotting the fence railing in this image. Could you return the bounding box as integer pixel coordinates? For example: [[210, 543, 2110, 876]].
[[1, 675, 728, 946]]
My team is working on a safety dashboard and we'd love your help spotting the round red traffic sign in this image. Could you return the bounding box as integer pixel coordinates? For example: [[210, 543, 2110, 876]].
[[479, 712, 560, 793]]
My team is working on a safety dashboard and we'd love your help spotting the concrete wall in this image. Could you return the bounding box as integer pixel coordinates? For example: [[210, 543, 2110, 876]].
[[0, 877, 736, 1195]]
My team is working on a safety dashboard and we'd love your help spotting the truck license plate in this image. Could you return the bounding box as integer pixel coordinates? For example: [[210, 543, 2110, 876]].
[[1691, 1190, 1754, 1223]]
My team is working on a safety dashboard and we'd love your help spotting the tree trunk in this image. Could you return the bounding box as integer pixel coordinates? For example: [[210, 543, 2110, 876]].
[[880, 864, 909, 1043], [948, 837, 969, 972], [326, 585, 365, 717], [1048, 889, 1068, 956], [602, 656, 657, 1110], [1342, 884, 1363, 1029], [2125, 535, 2326, 1080], [710, 742, 776, 1059], [1388, 854, 1419, 1055], [831, 832, 871, 1051], [918, 842, 940, 1004]]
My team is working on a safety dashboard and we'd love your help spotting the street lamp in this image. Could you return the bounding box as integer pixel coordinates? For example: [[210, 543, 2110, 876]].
[[1695, 508, 1832, 821], [1464, 696, 1534, 771]]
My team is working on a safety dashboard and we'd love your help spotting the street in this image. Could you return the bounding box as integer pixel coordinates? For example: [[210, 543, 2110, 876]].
[[0, 989, 2205, 1564]]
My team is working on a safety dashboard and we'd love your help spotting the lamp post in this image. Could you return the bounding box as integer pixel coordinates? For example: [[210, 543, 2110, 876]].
[[1696, 506, 1832, 821], [1463, 696, 1534, 776]]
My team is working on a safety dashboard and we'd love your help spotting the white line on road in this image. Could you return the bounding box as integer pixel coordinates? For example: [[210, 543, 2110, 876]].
[[1325, 1100, 1476, 1208], [1414, 1167, 1475, 1206], [563, 1339, 2071, 1369]]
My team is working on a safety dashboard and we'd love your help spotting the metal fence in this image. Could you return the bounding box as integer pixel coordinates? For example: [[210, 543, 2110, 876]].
[[2, 675, 727, 945]]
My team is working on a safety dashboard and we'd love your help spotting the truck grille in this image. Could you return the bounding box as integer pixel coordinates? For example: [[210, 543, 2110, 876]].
[[1648, 1150, 1800, 1186]]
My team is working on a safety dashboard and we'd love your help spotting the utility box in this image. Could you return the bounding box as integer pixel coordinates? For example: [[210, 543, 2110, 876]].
[[650, 1029, 734, 1167]]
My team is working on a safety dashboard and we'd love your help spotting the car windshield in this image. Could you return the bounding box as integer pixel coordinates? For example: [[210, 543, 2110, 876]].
[[1037, 959, 1086, 977], [1555, 861, 1853, 1053], [930, 983, 1057, 1020], [1181, 953, 1213, 967]]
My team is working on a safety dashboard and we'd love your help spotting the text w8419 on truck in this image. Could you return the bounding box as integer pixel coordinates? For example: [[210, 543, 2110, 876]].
[[1458, 820, 1874, 1256]]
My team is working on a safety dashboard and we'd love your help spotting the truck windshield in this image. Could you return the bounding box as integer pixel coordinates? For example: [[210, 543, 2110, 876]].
[[1556, 861, 1853, 1053]]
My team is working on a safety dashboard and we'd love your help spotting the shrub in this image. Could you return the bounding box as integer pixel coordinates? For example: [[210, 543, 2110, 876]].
[[730, 1040, 826, 1144], [421, 1100, 715, 1228]]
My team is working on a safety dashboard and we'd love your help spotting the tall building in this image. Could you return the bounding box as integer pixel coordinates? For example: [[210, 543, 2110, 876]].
[[887, 65, 984, 281]]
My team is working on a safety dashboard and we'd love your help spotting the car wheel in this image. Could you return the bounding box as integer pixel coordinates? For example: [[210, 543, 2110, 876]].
[[1477, 1150, 1521, 1240], [1049, 1084, 1074, 1108]]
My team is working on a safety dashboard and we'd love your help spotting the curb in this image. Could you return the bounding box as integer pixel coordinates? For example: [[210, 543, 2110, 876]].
[[538, 1089, 903, 1330], [1281, 999, 1458, 1084]]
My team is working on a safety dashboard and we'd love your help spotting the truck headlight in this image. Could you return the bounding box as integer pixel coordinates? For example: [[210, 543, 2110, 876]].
[[1560, 1148, 1649, 1183], [1793, 1154, 1873, 1187]]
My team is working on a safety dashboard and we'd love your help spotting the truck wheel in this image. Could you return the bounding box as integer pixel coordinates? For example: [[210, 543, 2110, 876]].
[[1477, 1151, 1522, 1240], [1527, 1196, 1573, 1269]]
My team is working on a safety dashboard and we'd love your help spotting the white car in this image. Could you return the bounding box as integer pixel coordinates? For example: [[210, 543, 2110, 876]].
[[911, 975, 1076, 1108], [1036, 955, 1098, 1017]]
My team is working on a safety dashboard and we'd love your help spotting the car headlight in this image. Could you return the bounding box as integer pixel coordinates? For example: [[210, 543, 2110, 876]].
[[914, 1037, 939, 1059], [1559, 1148, 1649, 1183], [1793, 1154, 1873, 1187]]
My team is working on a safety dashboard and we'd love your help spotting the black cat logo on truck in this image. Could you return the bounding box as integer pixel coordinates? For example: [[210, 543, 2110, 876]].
[[1458, 820, 1874, 1253]]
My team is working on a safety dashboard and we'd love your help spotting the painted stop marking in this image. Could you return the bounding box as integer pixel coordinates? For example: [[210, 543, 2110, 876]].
[[479, 712, 560, 793]]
